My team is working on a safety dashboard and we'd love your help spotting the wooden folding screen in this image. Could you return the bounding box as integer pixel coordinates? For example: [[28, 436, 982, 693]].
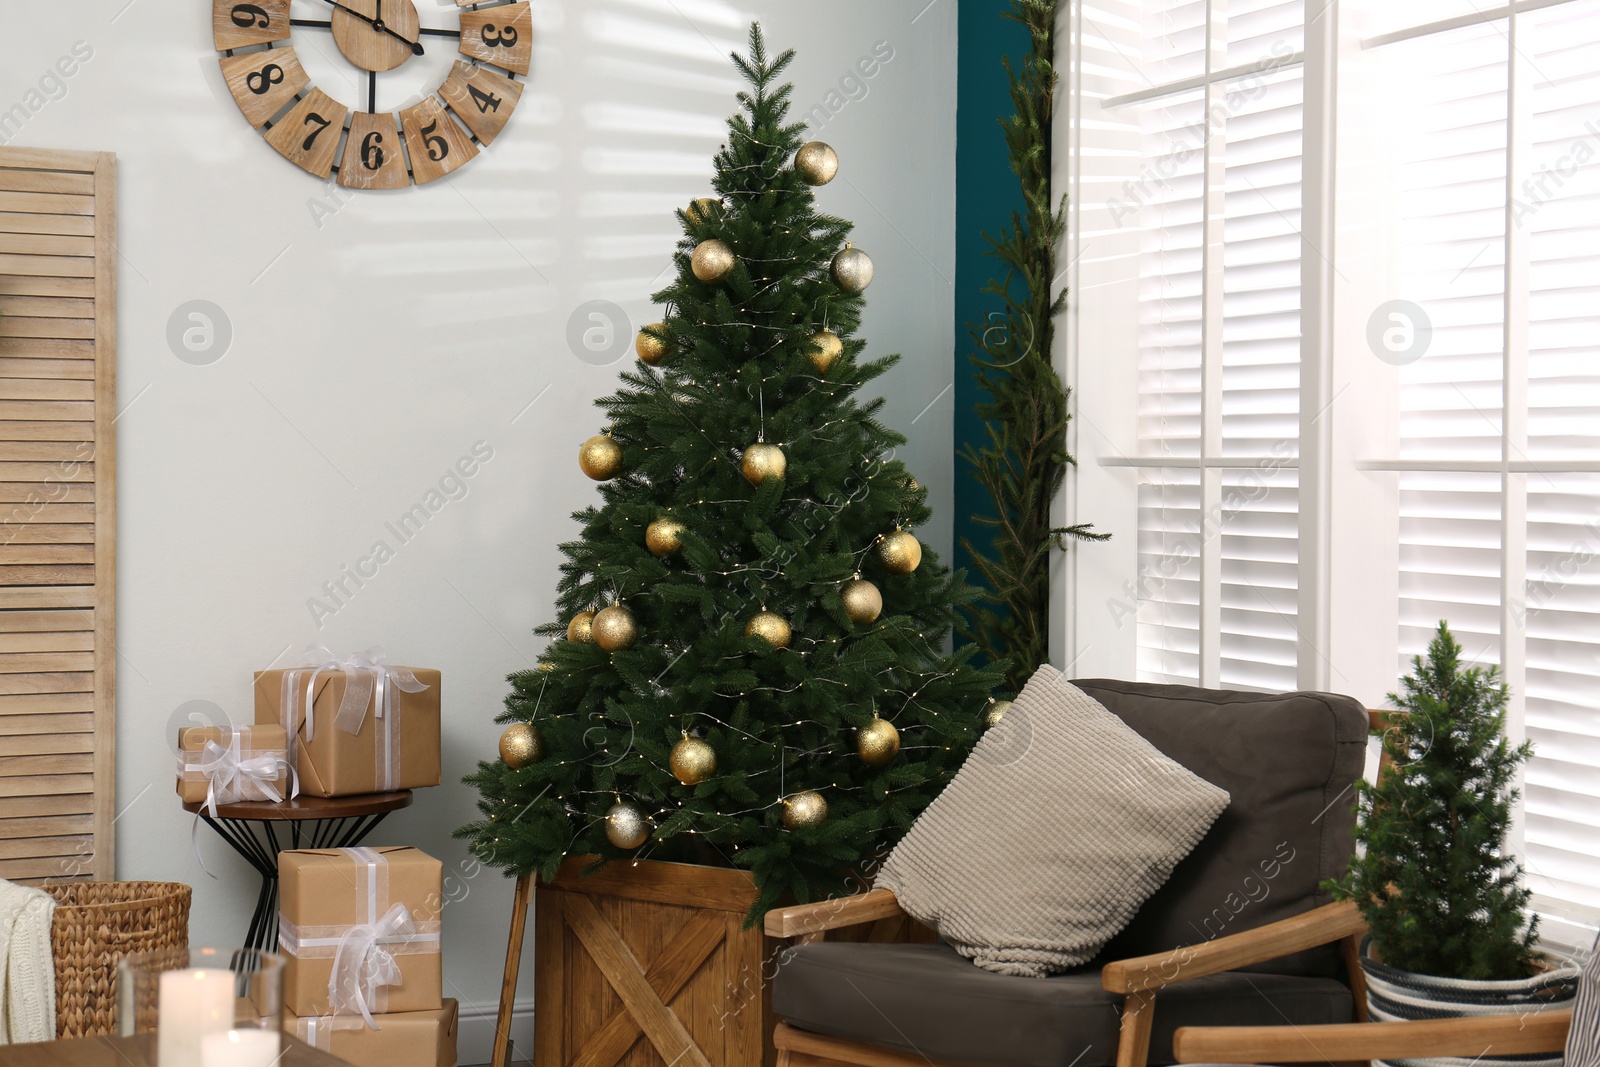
[[0, 147, 117, 882]]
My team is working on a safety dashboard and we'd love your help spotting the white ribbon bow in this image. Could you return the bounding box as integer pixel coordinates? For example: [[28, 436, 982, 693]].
[[328, 901, 416, 1030], [193, 735, 297, 818], [298, 644, 429, 741]]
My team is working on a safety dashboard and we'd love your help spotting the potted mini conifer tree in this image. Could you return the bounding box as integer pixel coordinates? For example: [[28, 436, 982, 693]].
[[1329, 622, 1577, 1041]]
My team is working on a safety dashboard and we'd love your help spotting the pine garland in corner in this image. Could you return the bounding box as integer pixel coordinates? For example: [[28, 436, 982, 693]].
[[959, 0, 1105, 693]]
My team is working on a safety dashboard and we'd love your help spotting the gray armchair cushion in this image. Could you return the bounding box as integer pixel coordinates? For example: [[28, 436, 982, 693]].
[[773, 941, 1353, 1067], [1071, 680, 1369, 977]]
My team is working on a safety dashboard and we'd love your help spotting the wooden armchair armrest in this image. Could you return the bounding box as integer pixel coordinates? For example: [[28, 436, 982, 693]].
[[763, 888, 904, 938], [1101, 899, 1365, 994], [1173, 1009, 1572, 1063]]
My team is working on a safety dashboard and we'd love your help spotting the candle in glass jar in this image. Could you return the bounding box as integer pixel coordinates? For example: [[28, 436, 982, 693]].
[[157, 968, 233, 1067], [200, 1028, 281, 1067]]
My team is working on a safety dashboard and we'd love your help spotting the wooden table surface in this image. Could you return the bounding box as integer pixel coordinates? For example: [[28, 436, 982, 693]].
[[181, 790, 413, 821], [1, 1031, 349, 1065]]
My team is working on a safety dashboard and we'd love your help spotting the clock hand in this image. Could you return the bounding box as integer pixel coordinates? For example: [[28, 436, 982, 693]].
[[317, 0, 423, 55]]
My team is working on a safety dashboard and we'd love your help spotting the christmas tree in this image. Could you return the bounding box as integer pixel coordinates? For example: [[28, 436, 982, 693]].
[[458, 25, 1003, 917], [1328, 621, 1538, 980]]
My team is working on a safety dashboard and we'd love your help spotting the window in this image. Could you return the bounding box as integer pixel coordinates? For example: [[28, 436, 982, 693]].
[[1062, 0, 1600, 948]]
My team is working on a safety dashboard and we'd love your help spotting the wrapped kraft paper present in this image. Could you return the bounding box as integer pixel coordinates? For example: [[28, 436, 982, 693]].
[[256, 644, 441, 796], [286, 999, 459, 1067], [176, 723, 295, 813], [278, 846, 443, 1019]]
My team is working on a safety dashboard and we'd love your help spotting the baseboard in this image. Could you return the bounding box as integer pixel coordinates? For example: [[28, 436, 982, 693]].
[[456, 997, 535, 1067]]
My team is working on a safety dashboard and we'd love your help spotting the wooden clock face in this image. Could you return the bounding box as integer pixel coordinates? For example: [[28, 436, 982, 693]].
[[212, 0, 531, 188]]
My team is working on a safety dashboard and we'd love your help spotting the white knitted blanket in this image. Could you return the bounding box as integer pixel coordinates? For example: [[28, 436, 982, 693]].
[[0, 878, 56, 1045]]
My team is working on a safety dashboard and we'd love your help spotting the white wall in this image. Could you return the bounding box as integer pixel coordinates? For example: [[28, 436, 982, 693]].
[[0, 0, 957, 1034]]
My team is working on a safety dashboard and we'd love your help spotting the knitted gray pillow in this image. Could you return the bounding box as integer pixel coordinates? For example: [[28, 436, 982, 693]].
[[875, 666, 1230, 977]]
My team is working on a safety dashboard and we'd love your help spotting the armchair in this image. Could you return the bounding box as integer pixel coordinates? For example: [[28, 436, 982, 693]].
[[765, 681, 1378, 1067]]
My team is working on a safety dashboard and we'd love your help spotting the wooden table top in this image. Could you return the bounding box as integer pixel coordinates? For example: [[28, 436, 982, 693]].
[[1, 1032, 348, 1065], [182, 790, 412, 821]]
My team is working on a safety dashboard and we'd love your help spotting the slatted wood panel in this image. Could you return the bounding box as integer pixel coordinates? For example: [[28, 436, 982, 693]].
[[0, 146, 115, 883]]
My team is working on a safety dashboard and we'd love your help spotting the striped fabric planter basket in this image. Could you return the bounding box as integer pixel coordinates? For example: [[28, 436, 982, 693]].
[[1360, 938, 1580, 1067]]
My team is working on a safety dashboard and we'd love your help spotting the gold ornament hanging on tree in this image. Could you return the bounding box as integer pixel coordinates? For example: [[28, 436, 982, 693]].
[[498, 723, 542, 768], [685, 196, 720, 226], [807, 329, 843, 375], [692, 239, 736, 282], [604, 801, 650, 849], [646, 517, 687, 558], [741, 443, 786, 485], [567, 610, 596, 643], [744, 610, 792, 649], [670, 734, 717, 785], [841, 578, 883, 624], [985, 699, 1013, 728], [877, 530, 922, 574], [831, 244, 874, 294], [592, 604, 638, 652], [782, 790, 828, 829], [636, 324, 671, 365], [856, 717, 900, 766], [794, 141, 839, 185], [579, 434, 623, 480]]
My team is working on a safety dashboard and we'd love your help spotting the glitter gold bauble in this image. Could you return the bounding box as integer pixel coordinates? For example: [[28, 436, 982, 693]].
[[782, 790, 828, 829], [831, 244, 874, 294], [744, 610, 792, 649], [567, 610, 596, 644], [592, 605, 638, 652], [692, 239, 736, 283], [646, 517, 687, 558], [604, 801, 650, 849], [740, 443, 786, 485], [498, 723, 542, 768], [636, 324, 671, 365], [878, 530, 922, 575], [985, 699, 1013, 728], [841, 578, 883, 625], [670, 735, 717, 786], [579, 434, 623, 480], [686, 196, 720, 225], [808, 329, 843, 375], [794, 141, 839, 186], [856, 718, 900, 766]]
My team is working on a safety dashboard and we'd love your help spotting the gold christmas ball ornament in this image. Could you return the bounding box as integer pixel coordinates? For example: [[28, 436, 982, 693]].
[[498, 723, 543, 769], [782, 790, 829, 829], [841, 578, 883, 625], [579, 434, 624, 481], [567, 610, 596, 644], [685, 196, 720, 225], [636, 324, 671, 365], [740, 442, 787, 485], [878, 530, 923, 574], [646, 517, 687, 558], [857, 718, 900, 766], [604, 801, 651, 850], [691, 239, 736, 283], [670, 735, 717, 786], [794, 141, 839, 186], [831, 244, 874, 294], [985, 699, 1013, 728], [744, 610, 792, 649], [808, 329, 843, 375], [592, 604, 638, 652]]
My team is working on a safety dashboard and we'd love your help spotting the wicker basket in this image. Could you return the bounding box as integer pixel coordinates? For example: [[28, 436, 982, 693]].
[[45, 880, 191, 1038]]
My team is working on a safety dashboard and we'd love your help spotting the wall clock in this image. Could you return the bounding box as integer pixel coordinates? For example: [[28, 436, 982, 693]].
[[211, 0, 530, 188]]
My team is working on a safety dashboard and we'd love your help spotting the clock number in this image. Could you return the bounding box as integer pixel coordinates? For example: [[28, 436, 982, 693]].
[[301, 112, 332, 151], [467, 84, 502, 114], [230, 3, 271, 28], [361, 131, 386, 171], [420, 118, 448, 162], [481, 24, 519, 48], [246, 63, 285, 95]]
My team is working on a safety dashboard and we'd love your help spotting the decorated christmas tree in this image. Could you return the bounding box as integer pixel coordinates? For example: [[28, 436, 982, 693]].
[[458, 25, 1003, 916]]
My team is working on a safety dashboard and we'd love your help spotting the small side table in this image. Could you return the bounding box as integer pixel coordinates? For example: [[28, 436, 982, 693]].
[[3, 1031, 348, 1066], [183, 791, 413, 952]]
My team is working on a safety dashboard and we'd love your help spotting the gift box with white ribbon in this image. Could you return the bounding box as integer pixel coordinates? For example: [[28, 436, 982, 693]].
[[278, 845, 443, 1019], [284, 998, 458, 1067], [176, 723, 294, 812]]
